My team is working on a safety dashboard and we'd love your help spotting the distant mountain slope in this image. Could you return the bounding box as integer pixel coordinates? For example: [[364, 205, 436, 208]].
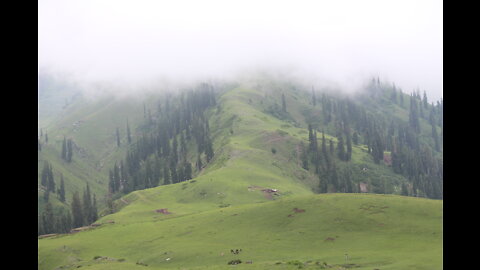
[[39, 80, 442, 269]]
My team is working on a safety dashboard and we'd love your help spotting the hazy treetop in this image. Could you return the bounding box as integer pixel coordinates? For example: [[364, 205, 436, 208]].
[[39, 0, 442, 101]]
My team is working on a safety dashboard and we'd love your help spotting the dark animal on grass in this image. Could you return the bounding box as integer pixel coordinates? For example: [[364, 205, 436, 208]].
[[228, 259, 242, 265]]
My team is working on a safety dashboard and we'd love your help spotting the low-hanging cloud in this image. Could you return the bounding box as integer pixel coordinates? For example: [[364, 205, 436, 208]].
[[39, 0, 442, 101]]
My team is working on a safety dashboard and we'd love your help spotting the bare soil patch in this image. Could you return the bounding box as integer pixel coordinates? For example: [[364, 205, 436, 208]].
[[155, 208, 172, 214]]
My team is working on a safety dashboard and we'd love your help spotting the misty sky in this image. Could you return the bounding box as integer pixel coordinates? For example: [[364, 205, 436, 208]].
[[38, 0, 442, 101]]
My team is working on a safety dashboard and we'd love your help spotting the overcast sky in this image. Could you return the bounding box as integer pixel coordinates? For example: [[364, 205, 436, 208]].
[[38, 0, 442, 101]]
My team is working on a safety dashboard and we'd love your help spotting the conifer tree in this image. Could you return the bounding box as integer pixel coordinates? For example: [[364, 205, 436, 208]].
[[67, 139, 73, 162], [423, 91, 428, 109], [116, 127, 121, 147], [61, 136, 67, 160], [58, 174, 66, 202], [399, 89, 404, 107], [42, 202, 54, 234], [432, 122, 440, 152], [300, 142, 309, 170], [170, 159, 178, 184], [113, 163, 120, 192], [352, 132, 359, 145], [38, 139, 42, 151], [205, 136, 214, 162], [184, 162, 192, 180], [346, 130, 352, 161], [41, 161, 49, 187], [83, 184, 93, 225], [281, 93, 287, 112], [71, 191, 84, 228], [163, 164, 171, 185], [45, 131, 48, 144], [312, 87, 316, 106], [337, 135, 346, 161], [43, 189, 50, 202], [47, 163, 55, 192], [92, 194, 98, 222], [196, 155, 203, 171], [108, 169, 115, 193], [127, 118, 132, 144]]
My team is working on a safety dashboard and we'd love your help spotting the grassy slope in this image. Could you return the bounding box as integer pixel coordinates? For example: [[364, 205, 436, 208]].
[[38, 194, 442, 270], [38, 92, 155, 209], [39, 86, 442, 270]]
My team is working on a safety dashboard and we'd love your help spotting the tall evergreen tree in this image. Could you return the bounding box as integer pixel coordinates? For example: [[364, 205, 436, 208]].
[[163, 164, 171, 185], [83, 184, 93, 225], [116, 127, 121, 147], [61, 136, 67, 160], [346, 130, 352, 161], [67, 139, 73, 162], [312, 87, 316, 106], [58, 174, 66, 202], [71, 191, 84, 228], [337, 134, 346, 161], [281, 93, 287, 112], [184, 162, 192, 180], [42, 202, 55, 234], [352, 132, 359, 145], [92, 194, 98, 222], [127, 118, 132, 144]]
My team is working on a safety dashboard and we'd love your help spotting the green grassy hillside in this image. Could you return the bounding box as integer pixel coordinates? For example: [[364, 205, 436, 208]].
[[38, 193, 442, 270], [39, 84, 442, 270]]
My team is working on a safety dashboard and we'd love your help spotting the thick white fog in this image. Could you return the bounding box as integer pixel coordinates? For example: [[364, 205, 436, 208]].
[[39, 0, 442, 101]]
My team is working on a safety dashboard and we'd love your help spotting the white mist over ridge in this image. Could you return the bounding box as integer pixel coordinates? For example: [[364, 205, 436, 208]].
[[39, 0, 442, 101]]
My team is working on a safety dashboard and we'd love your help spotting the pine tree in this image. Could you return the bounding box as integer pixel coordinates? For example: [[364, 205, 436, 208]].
[[83, 184, 93, 225], [92, 194, 98, 222], [71, 191, 84, 228], [67, 139, 73, 162], [184, 162, 192, 180], [422, 91, 428, 109], [409, 96, 421, 133], [163, 164, 171, 185], [45, 131, 48, 144], [61, 136, 67, 160], [113, 163, 120, 192], [281, 93, 287, 112], [345, 129, 352, 161], [205, 136, 214, 162], [42, 202, 55, 234], [352, 132, 359, 145], [108, 169, 115, 193], [399, 89, 404, 107], [47, 163, 55, 192], [170, 159, 178, 184], [38, 139, 42, 151], [312, 86, 316, 106], [432, 123, 440, 152], [41, 161, 49, 187], [127, 118, 132, 144], [43, 189, 50, 202], [337, 135, 346, 161], [116, 127, 121, 147], [59, 174, 66, 202], [300, 142, 309, 170], [196, 155, 203, 171]]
